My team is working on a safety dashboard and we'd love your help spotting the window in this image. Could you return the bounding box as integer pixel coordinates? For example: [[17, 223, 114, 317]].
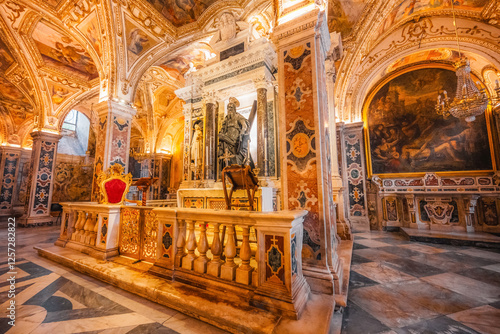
[[62, 109, 78, 133]]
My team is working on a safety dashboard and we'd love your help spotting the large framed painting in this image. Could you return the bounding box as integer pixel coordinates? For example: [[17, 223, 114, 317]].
[[365, 66, 494, 177]]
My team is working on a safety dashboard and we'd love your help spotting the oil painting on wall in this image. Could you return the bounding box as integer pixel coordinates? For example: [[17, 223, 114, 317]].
[[146, 0, 217, 27], [367, 67, 493, 175], [32, 21, 98, 81]]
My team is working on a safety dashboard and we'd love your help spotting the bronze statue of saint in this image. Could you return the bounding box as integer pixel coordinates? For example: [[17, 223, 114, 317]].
[[218, 97, 249, 167]]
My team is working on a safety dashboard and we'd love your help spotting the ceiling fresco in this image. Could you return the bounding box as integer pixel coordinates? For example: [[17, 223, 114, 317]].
[[78, 12, 103, 58], [0, 36, 33, 128], [328, 0, 368, 37], [48, 81, 78, 109], [0, 37, 15, 73], [45, 0, 64, 8], [31, 21, 99, 81], [125, 17, 156, 68], [376, 0, 489, 39], [159, 41, 214, 83], [146, 0, 218, 27]]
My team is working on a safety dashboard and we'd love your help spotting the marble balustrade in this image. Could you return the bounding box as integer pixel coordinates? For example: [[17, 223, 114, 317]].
[[56, 202, 122, 259], [54, 202, 310, 319], [150, 207, 311, 319]]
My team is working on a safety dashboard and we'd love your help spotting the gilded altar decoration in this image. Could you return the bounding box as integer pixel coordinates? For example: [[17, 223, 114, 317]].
[[119, 208, 140, 257], [142, 210, 158, 262]]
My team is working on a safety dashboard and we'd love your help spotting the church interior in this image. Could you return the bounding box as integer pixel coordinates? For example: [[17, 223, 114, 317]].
[[0, 0, 500, 333]]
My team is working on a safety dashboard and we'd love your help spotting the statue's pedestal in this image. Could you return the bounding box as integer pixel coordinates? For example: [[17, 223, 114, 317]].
[[178, 185, 279, 211]]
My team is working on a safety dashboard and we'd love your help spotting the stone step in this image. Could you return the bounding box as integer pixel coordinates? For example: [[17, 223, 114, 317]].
[[401, 227, 500, 249], [35, 245, 337, 334]]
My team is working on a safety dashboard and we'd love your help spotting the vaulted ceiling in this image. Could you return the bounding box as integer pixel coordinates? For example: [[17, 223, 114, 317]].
[[0, 0, 499, 145]]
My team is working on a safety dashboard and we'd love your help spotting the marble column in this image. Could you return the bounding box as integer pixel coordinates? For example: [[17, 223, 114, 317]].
[[203, 93, 217, 184], [91, 100, 135, 202], [18, 131, 61, 226], [0, 146, 22, 217], [273, 9, 343, 295], [255, 79, 270, 177]]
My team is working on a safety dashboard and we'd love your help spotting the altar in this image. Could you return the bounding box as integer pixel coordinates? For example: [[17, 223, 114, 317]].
[[178, 186, 279, 211], [174, 12, 280, 204]]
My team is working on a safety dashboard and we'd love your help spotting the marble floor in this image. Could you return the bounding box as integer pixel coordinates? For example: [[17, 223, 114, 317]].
[[341, 231, 500, 334], [0, 225, 227, 334], [2, 225, 500, 334]]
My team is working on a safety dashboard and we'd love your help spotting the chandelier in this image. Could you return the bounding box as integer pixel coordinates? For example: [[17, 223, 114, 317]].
[[435, 2, 498, 122], [130, 140, 151, 162], [436, 57, 490, 122]]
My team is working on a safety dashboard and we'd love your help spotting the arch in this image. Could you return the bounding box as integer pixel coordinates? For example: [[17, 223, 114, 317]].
[[56, 87, 100, 132], [124, 0, 273, 100], [335, 15, 500, 122]]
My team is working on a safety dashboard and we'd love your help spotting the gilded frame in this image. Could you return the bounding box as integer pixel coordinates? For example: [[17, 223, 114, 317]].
[[363, 63, 496, 179]]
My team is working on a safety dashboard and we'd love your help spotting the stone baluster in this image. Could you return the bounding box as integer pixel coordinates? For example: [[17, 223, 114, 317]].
[[236, 226, 253, 285], [182, 220, 197, 270], [175, 220, 186, 267], [207, 222, 223, 277], [73, 211, 85, 241], [194, 223, 209, 273], [90, 213, 99, 246], [82, 212, 93, 244], [70, 211, 81, 241], [221, 224, 237, 281]]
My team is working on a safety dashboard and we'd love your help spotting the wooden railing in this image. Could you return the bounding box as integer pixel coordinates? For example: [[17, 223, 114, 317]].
[[55, 203, 309, 319]]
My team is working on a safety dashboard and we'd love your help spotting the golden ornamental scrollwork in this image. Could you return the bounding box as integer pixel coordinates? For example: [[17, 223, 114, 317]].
[[119, 208, 140, 256], [142, 210, 158, 260]]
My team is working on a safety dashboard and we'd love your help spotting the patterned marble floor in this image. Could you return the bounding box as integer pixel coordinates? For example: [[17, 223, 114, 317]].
[[0, 225, 227, 334], [341, 231, 500, 334]]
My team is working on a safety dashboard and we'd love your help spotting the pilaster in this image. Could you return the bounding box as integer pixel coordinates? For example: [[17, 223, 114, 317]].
[[91, 100, 136, 202], [326, 44, 351, 240], [340, 122, 370, 232], [18, 131, 61, 226], [0, 146, 22, 217], [464, 195, 480, 233], [273, 9, 342, 295]]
